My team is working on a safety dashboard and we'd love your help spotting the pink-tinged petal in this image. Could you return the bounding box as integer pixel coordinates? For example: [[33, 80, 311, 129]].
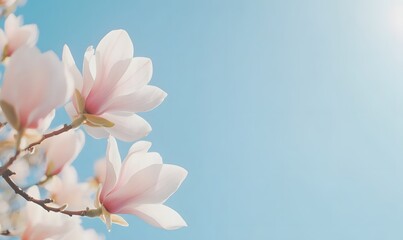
[[100, 136, 121, 202], [5, 14, 37, 54], [0, 30, 7, 56], [42, 129, 85, 176], [81, 46, 95, 98], [103, 85, 167, 114], [62, 44, 83, 92], [103, 164, 162, 212], [25, 51, 74, 128], [36, 109, 55, 133], [119, 204, 187, 230], [95, 29, 133, 82], [134, 164, 188, 204], [25, 186, 42, 223], [1, 47, 73, 129], [119, 152, 162, 186], [128, 141, 152, 154], [98, 113, 151, 142], [7, 24, 37, 52], [88, 30, 133, 102], [85, 58, 131, 114], [64, 102, 78, 119], [94, 158, 106, 184], [84, 125, 110, 139], [4, 14, 20, 32], [113, 57, 153, 95]]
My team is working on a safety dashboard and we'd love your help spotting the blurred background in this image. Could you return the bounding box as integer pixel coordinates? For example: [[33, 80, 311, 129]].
[[16, 0, 403, 239]]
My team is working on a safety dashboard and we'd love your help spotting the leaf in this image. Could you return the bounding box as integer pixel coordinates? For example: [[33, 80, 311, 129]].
[[74, 89, 85, 113], [84, 114, 115, 128], [0, 100, 19, 130]]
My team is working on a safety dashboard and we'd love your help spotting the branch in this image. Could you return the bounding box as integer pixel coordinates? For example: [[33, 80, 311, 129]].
[[24, 124, 73, 151], [0, 124, 73, 176], [0, 230, 10, 236], [2, 170, 101, 218]]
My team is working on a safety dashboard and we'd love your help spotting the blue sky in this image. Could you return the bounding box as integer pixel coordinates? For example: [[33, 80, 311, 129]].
[[15, 0, 403, 239]]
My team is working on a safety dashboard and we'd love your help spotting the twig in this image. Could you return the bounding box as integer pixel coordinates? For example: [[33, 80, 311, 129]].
[[24, 124, 73, 151], [0, 229, 10, 236], [2, 170, 101, 217], [0, 124, 73, 176]]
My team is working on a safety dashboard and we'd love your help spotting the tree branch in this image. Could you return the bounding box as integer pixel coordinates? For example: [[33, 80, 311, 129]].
[[0, 229, 10, 236], [2, 169, 101, 217], [0, 124, 73, 176]]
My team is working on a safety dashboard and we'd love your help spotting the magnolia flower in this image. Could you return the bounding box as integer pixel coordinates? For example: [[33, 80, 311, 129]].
[[91, 158, 106, 187], [0, 14, 38, 59], [8, 157, 29, 184], [20, 187, 82, 240], [41, 128, 85, 176], [45, 166, 93, 210], [0, 46, 73, 133], [97, 137, 187, 230], [64, 29, 167, 141], [0, 0, 25, 16]]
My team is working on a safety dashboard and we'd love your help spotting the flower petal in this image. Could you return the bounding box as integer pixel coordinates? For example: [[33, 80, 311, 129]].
[[42, 129, 85, 176], [102, 85, 167, 114], [81, 46, 95, 98], [92, 113, 151, 142], [103, 164, 162, 212], [83, 125, 110, 139], [120, 204, 187, 230], [113, 57, 153, 95], [100, 136, 121, 202], [134, 164, 188, 204], [119, 151, 162, 186], [95, 29, 133, 81], [2, 47, 73, 129], [62, 44, 83, 92]]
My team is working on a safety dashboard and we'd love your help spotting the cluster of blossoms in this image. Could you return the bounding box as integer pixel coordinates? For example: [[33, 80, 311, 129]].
[[0, 2, 187, 239]]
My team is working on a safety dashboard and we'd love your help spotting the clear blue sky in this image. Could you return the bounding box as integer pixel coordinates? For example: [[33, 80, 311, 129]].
[[16, 0, 403, 239]]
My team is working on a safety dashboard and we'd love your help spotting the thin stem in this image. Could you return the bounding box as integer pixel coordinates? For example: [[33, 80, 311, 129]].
[[0, 230, 10, 236], [0, 121, 7, 129], [24, 124, 73, 151], [2, 170, 101, 217], [0, 124, 73, 176]]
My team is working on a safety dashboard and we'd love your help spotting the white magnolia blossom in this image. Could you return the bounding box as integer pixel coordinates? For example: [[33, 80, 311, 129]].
[[0, 2, 187, 238], [0, 13, 37, 59], [0, 0, 25, 16], [44, 166, 92, 210], [20, 187, 93, 240], [64, 29, 167, 141]]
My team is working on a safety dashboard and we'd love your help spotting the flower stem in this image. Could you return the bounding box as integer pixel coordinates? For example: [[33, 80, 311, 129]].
[[0, 123, 74, 176], [2, 169, 100, 217]]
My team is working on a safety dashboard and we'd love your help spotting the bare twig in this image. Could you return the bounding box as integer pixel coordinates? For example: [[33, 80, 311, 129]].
[[0, 124, 73, 176], [0, 229, 10, 236], [2, 170, 100, 217], [0, 121, 7, 129]]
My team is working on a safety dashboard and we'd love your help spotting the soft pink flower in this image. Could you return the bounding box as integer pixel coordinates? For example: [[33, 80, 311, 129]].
[[93, 158, 106, 185], [41, 128, 85, 176], [64, 29, 167, 141], [45, 166, 93, 210], [0, 46, 73, 131], [0, 0, 25, 16], [20, 187, 82, 240], [0, 13, 37, 59], [97, 137, 187, 230]]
